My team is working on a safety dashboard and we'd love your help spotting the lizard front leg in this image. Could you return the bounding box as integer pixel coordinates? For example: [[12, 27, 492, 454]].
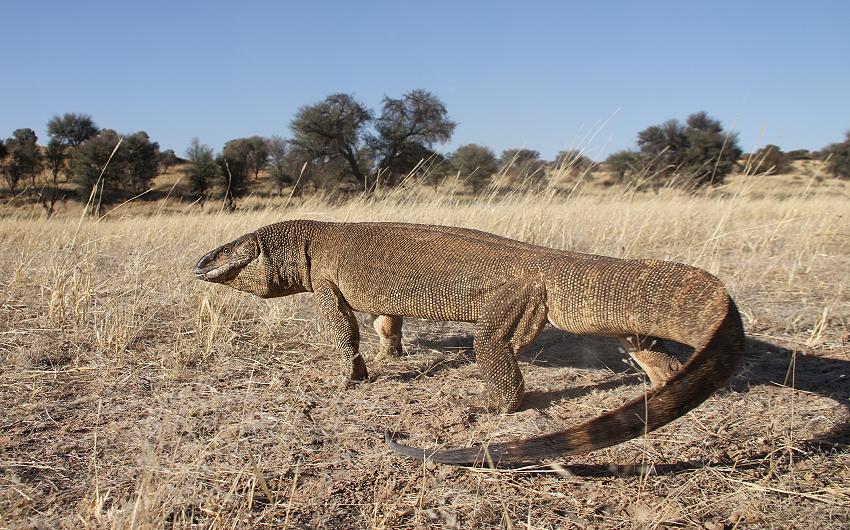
[[314, 280, 368, 382], [475, 279, 548, 413], [373, 315, 403, 358]]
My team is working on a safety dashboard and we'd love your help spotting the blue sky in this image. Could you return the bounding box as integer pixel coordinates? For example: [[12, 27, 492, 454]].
[[2, 1, 848, 160]]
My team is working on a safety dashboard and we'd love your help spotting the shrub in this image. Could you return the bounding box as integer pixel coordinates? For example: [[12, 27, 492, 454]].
[[749, 144, 792, 175], [72, 129, 160, 208], [636, 112, 742, 187], [451, 144, 498, 192], [822, 131, 850, 179], [499, 148, 545, 186], [3, 128, 41, 195], [605, 150, 641, 183], [185, 138, 218, 204]]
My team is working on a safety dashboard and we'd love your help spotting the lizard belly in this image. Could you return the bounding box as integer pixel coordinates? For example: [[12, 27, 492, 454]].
[[339, 277, 490, 322]]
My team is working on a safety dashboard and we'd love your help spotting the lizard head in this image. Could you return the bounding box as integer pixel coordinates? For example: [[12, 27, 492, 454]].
[[193, 232, 275, 297], [194, 222, 313, 298]]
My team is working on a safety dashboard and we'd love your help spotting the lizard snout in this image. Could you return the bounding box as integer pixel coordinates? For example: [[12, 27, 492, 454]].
[[192, 248, 219, 281]]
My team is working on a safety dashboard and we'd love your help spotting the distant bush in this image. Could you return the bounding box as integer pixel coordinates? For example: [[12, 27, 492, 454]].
[[3, 128, 41, 195], [786, 149, 813, 161], [122, 132, 160, 195], [551, 150, 595, 183], [40, 138, 67, 216], [185, 138, 218, 204], [450, 144, 497, 192], [243, 136, 270, 179], [604, 150, 641, 183], [158, 149, 179, 174], [499, 148, 545, 185], [822, 131, 850, 179], [749, 144, 792, 175], [72, 129, 160, 209], [554, 150, 593, 172], [265, 135, 292, 194], [636, 111, 742, 188], [216, 140, 252, 210]]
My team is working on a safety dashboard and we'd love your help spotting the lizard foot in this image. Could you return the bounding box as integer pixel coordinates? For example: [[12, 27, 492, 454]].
[[334, 374, 369, 390], [374, 344, 404, 359]]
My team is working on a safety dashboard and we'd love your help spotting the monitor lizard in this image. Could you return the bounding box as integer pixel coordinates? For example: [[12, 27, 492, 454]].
[[193, 220, 744, 465]]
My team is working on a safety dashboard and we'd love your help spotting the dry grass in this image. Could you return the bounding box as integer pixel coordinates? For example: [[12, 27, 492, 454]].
[[1, 168, 849, 528]]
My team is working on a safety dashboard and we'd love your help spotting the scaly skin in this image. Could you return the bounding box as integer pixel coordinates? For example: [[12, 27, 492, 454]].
[[193, 220, 745, 465]]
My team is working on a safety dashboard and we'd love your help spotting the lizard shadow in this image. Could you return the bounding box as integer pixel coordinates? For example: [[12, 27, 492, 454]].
[[523, 336, 849, 475], [526, 335, 850, 477], [395, 324, 643, 398], [395, 323, 850, 475]]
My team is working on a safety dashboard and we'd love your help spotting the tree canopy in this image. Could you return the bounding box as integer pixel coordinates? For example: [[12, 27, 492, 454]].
[[47, 113, 99, 149], [289, 93, 374, 187], [371, 90, 456, 186]]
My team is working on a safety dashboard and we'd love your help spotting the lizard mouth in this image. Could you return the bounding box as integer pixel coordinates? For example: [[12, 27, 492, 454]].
[[193, 250, 251, 282], [193, 233, 260, 283], [193, 264, 226, 281]]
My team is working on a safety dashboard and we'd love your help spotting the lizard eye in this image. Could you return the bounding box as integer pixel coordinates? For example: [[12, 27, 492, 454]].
[[222, 248, 231, 256]]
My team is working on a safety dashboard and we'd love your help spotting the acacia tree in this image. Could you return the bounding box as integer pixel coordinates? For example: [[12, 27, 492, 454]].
[[185, 138, 217, 205], [3, 128, 41, 196], [45, 113, 99, 185], [47, 113, 99, 149], [289, 93, 374, 188], [451, 144, 497, 192], [637, 112, 741, 187], [370, 89, 456, 187], [636, 119, 688, 177]]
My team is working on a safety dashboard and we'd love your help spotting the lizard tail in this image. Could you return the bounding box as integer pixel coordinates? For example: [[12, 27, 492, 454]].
[[386, 296, 744, 465]]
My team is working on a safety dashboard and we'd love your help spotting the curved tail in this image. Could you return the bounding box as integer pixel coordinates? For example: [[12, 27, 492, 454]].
[[387, 297, 745, 465]]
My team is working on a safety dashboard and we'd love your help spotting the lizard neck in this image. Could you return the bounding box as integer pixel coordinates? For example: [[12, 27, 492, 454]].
[[255, 220, 321, 296]]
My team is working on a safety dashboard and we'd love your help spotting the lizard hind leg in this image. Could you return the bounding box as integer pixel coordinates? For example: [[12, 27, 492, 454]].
[[617, 334, 682, 387], [474, 279, 548, 414], [373, 315, 404, 358]]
